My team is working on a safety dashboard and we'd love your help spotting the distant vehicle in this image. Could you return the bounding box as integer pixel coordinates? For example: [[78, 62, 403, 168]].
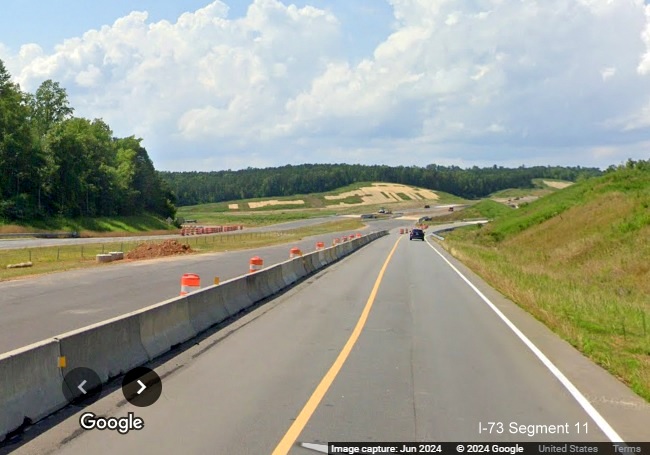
[[448, 207, 454, 212], [418, 216, 432, 223], [378, 208, 386, 213], [409, 228, 425, 241], [360, 214, 375, 219], [424, 205, 430, 208]]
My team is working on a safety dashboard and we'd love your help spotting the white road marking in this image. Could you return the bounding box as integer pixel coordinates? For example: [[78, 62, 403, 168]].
[[300, 442, 328, 453], [425, 237, 623, 443]]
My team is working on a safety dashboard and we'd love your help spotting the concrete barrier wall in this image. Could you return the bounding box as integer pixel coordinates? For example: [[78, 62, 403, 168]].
[[302, 253, 317, 274], [139, 298, 197, 359], [57, 314, 149, 383], [280, 261, 298, 287], [245, 270, 274, 303], [0, 230, 388, 442], [317, 250, 328, 267], [0, 340, 66, 442], [292, 255, 309, 279], [263, 263, 285, 295], [218, 277, 254, 317], [186, 286, 229, 334], [326, 246, 336, 263], [307, 252, 320, 271]]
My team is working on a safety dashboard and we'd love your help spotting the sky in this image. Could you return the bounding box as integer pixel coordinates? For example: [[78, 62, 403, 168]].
[[1, 0, 650, 172]]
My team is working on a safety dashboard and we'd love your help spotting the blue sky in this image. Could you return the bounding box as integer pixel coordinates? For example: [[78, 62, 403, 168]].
[[0, 0, 394, 62], [1, 0, 650, 172]]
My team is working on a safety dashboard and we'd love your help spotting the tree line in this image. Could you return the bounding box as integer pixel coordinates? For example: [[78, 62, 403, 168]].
[[160, 163, 603, 206], [0, 59, 176, 221]]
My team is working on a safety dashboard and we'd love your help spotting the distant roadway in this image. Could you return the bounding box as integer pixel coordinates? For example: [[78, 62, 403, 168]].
[[9, 225, 650, 454], [0, 216, 348, 250], [0, 203, 464, 250], [0, 218, 447, 354]]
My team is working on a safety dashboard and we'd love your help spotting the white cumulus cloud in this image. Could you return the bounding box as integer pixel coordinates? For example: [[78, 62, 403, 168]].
[[1, 0, 649, 171]]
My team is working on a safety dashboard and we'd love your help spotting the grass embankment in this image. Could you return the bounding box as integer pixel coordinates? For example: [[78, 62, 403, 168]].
[[0, 219, 365, 281], [0, 215, 175, 237], [178, 182, 455, 224], [175, 208, 339, 227], [429, 200, 512, 223], [489, 178, 573, 199], [441, 168, 650, 401]]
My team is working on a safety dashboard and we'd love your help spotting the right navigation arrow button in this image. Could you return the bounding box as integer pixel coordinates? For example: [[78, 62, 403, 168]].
[[122, 367, 162, 407]]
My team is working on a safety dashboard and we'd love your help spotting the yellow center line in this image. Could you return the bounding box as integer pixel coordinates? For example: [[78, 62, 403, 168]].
[[272, 235, 403, 455]]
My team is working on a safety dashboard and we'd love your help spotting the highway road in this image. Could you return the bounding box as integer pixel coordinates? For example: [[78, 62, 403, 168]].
[[0, 218, 440, 353], [0, 222, 380, 354], [0, 216, 346, 250], [6, 227, 650, 454], [0, 202, 464, 250]]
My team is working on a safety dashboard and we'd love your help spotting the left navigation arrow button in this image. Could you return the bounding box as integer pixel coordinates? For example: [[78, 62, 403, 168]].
[[62, 367, 102, 406]]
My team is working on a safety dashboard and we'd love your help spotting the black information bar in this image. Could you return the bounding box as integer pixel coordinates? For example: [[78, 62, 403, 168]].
[[327, 442, 649, 454]]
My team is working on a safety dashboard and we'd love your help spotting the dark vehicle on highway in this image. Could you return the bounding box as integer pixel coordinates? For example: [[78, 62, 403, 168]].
[[409, 228, 425, 241]]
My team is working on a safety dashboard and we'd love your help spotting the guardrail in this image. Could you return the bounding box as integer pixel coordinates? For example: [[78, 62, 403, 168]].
[[0, 230, 389, 441]]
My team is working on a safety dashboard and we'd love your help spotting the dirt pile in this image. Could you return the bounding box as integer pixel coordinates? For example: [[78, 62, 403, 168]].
[[126, 240, 193, 260]]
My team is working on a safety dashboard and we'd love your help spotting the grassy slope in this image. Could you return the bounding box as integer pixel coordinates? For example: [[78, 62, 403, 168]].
[[178, 183, 470, 225], [442, 168, 650, 400], [489, 178, 572, 199], [0, 214, 175, 236], [430, 200, 513, 223]]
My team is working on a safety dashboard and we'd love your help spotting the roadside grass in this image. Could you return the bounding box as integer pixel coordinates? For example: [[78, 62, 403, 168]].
[[178, 182, 457, 223], [490, 188, 553, 199], [174, 210, 338, 227], [489, 178, 573, 199], [440, 168, 650, 401], [0, 214, 174, 235], [429, 200, 511, 223], [325, 195, 364, 205], [431, 191, 472, 204], [0, 219, 366, 281]]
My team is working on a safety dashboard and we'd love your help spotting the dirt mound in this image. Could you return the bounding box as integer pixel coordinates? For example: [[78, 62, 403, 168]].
[[126, 240, 193, 260]]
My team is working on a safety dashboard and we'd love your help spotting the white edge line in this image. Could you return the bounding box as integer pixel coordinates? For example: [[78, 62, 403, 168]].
[[424, 236, 624, 443]]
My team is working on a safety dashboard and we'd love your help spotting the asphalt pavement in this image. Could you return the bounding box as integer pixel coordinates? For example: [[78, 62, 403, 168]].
[[0, 216, 346, 250], [7, 227, 650, 455], [0, 223, 372, 354], [0, 219, 463, 354]]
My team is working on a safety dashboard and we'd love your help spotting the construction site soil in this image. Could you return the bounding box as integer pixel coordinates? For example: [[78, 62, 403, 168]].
[[125, 240, 193, 260]]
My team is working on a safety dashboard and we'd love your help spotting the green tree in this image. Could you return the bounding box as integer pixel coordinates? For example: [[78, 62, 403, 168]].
[[0, 59, 40, 218]]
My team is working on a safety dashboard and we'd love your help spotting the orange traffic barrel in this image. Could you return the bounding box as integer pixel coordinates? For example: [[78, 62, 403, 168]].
[[289, 247, 302, 258], [333, 238, 340, 245], [249, 256, 263, 273], [399, 228, 404, 234], [315, 241, 325, 250], [180, 273, 200, 296], [356, 233, 361, 238], [342, 236, 348, 242]]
